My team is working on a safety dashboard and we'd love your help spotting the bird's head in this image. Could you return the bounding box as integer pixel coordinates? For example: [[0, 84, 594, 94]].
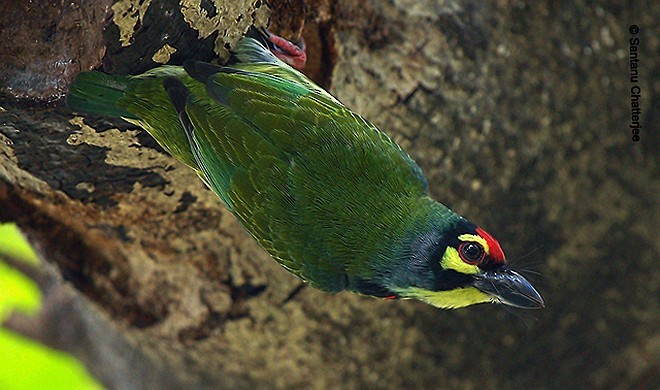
[[389, 219, 544, 310]]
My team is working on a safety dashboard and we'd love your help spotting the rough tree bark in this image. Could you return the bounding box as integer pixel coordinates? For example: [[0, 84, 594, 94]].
[[0, 0, 657, 388]]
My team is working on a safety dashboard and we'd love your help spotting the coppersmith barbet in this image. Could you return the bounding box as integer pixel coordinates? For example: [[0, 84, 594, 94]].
[[67, 32, 544, 309]]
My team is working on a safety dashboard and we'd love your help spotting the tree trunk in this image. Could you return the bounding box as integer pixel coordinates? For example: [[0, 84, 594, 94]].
[[0, 0, 656, 388]]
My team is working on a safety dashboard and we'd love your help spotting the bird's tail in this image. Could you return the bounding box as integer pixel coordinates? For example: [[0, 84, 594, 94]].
[[66, 71, 139, 119], [66, 67, 198, 169]]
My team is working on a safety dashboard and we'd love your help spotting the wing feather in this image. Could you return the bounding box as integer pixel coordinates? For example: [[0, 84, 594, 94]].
[[167, 63, 428, 292]]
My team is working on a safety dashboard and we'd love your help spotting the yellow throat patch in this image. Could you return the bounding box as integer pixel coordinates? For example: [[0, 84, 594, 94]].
[[399, 287, 492, 309]]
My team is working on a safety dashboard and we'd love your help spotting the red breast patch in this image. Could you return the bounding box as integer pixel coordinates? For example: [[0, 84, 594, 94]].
[[476, 227, 506, 263]]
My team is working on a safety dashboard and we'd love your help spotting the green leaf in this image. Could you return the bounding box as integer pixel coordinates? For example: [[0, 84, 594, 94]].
[[0, 223, 38, 264], [0, 223, 102, 388], [0, 329, 102, 390], [0, 261, 41, 321]]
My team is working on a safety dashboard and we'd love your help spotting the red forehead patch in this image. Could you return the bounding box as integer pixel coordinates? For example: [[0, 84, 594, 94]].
[[476, 227, 506, 263]]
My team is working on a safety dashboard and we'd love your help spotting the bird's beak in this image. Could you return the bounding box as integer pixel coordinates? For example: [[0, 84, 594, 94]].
[[471, 267, 545, 309]]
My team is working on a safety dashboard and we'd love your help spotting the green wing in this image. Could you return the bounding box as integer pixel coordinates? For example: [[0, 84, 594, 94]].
[[118, 67, 204, 169], [204, 69, 427, 191], [67, 38, 337, 172], [170, 67, 427, 292]]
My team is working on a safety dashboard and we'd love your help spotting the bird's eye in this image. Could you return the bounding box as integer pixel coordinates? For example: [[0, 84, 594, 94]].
[[458, 242, 485, 265]]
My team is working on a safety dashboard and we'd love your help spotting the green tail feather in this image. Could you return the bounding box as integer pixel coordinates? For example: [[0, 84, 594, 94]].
[[66, 72, 139, 119]]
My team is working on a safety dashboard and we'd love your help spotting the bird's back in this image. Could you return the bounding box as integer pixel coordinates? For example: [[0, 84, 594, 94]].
[[69, 36, 431, 292]]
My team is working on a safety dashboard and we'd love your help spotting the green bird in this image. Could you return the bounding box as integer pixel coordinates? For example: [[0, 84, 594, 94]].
[[67, 31, 544, 309]]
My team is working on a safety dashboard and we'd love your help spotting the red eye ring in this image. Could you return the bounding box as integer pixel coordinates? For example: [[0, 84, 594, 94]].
[[458, 242, 485, 265]]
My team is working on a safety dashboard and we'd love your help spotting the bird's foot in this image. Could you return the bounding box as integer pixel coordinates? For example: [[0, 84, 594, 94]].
[[263, 29, 307, 70]]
